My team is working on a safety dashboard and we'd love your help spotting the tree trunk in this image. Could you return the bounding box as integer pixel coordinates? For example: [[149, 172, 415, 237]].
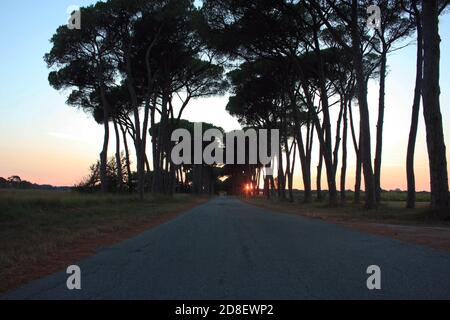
[[302, 84, 335, 205], [293, 54, 335, 205], [293, 103, 312, 203], [333, 98, 345, 173], [152, 92, 169, 194], [263, 177, 268, 198], [135, 142, 145, 199], [421, 0, 449, 215], [125, 58, 145, 200], [99, 121, 110, 193], [351, 0, 376, 209], [341, 101, 348, 202], [119, 122, 133, 193], [99, 86, 110, 193], [151, 106, 158, 186], [270, 175, 276, 197], [406, 10, 423, 209], [306, 121, 314, 203], [349, 98, 361, 204], [143, 154, 149, 174], [312, 24, 337, 206], [355, 135, 363, 204], [298, 129, 312, 203], [278, 139, 286, 199], [316, 145, 323, 202], [285, 136, 294, 202], [139, 98, 151, 196], [289, 140, 297, 202], [374, 49, 388, 205], [113, 118, 124, 192]]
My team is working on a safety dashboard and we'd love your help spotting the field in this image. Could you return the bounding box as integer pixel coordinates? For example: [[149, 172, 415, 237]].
[[0, 190, 208, 293], [245, 190, 445, 225]]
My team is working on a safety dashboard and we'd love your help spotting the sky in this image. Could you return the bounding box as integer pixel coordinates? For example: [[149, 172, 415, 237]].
[[0, 1, 449, 191]]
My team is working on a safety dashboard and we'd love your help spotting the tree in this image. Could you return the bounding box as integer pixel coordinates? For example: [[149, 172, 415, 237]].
[[403, 0, 423, 209], [76, 155, 129, 193], [151, 56, 227, 195], [102, 0, 226, 198], [200, 0, 346, 205], [371, 0, 413, 204], [226, 58, 297, 201], [311, 0, 379, 209], [8, 176, 22, 183], [151, 119, 225, 195], [421, 0, 449, 215], [102, 0, 166, 200], [45, 4, 116, 193], [0, 177, 8, 188]]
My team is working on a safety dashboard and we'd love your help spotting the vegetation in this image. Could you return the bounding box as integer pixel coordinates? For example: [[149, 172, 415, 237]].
[[0, 176, 64, 191], [2, 0, 450, 294], [199, 0, 449, 215], [245, 191, 448, 227], [40, 0, 450, 218], [0, 189, 208, 293]]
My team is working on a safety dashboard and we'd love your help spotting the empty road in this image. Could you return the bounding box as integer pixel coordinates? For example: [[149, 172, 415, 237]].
[[3, 197, 450, 299]]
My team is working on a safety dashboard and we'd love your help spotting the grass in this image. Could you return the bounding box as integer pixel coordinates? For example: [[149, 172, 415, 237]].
[[0, 189, 208, 293], [244, 191, 448, 226], [379, 190, 431, 202], [286, 190, 432, 203]]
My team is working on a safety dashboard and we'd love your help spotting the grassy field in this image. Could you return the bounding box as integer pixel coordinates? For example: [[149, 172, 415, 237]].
[[245, 191, 447, 226], [281, 190, 432, 203], [0, 189, 208, 293]]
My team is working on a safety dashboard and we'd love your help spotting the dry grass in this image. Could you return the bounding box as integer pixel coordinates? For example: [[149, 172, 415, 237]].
[[244, 194, 448, 226], [0, 190, 208, 293]]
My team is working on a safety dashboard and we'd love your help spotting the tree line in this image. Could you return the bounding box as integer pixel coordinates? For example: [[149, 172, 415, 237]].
[[46, 0, 449, 217], [0, 176, 63, 190], [46, 0, 228, 200]]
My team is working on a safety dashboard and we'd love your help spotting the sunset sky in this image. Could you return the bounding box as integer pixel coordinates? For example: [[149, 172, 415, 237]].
[[0, 1, 449, 191]]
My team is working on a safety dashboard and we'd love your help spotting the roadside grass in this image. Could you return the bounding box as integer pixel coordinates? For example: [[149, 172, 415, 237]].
[[287, 190, 432, 203], [245, 191, 448, 226], [379, 190, 431, 202], [0, 190, 208, 293]]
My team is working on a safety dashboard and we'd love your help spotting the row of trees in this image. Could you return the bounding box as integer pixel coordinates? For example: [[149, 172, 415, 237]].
[[46, 0, 227, 200], [198, 0, 449, 216], [46, 0, 449, 217], [0, 176, 57, 190]]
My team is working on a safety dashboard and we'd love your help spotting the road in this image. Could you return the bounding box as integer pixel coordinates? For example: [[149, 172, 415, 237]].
[[3, 197, 450, 299]]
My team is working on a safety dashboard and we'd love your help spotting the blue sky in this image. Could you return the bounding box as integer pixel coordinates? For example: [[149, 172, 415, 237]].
[[0, 1, 449, 190]]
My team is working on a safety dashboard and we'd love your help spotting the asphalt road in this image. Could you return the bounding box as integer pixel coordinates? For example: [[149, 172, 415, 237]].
[[3, 197, 450, 300]]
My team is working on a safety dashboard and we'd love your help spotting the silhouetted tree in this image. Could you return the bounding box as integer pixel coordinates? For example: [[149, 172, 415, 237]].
[[421, 0, 449, 215], [371, 0, 414, 204], [45, 4, 116, 193]]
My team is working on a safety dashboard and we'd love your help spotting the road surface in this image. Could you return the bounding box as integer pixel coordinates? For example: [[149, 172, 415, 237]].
[[3, 197, 450, 299]]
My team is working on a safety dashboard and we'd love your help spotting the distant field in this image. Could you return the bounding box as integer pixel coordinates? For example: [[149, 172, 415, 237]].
[[0, 190, 208, 293]]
